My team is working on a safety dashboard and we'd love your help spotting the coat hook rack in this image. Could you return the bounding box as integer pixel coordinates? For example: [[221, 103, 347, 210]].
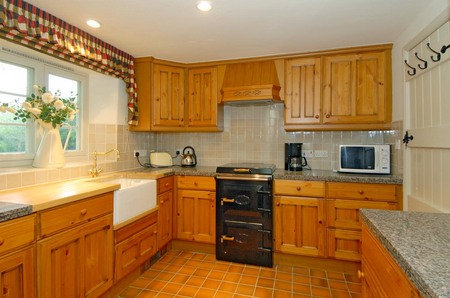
[[442, 44, 450, 54], [404, 60, 416, 76], [426, 43, 441, 62], [414, 53, 428, 69]]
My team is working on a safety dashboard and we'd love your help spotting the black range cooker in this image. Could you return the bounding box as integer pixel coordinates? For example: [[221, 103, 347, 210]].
[[215, 163, 276, 267]]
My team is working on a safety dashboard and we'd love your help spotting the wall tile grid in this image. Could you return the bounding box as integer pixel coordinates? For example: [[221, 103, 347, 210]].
[[158, 105, 404, 175], [0, 124, 156, 191]]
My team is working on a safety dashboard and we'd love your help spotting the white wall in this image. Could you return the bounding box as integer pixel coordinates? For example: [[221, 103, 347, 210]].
[[89, 74, 128, 125], [391, 0, 450, 122]]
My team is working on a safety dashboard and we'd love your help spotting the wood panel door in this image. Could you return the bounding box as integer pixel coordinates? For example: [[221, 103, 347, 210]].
[[153, 64, 185, 129], [274, 196, 325, 257], [38, 215, 113, 298], [323, 51, 388, 124], [157, 190, 173, 249], [0, 246, 35, 298], [404, 20, 450, 212], [176, 189, 216, 244], [285, 57, 321, 125], [188, 67, 218, 127]]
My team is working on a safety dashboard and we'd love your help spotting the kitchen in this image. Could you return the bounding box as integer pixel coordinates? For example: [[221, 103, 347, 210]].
[[0, 0, 449, 297]]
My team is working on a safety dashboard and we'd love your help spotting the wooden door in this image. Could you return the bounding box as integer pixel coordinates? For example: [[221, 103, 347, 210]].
[[285, 57, 321, 124], [38, 215, 113, 298], [153, 64, 185, 128], [274, 196, 325, 257], [0, 247, 35, 298], [188, 67, 218, 127], [177, 189, 216, 243], [404, 20, 450, 212], [130, 57, 153, 131], [323, 51, 387, 124], [157, 190, 173, 249]]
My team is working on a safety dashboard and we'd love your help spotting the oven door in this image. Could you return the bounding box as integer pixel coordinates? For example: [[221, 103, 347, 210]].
[[216, 220, 272, 267]]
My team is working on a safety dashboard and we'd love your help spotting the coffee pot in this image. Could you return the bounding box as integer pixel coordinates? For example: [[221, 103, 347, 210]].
[[181, 146, 197, 167]]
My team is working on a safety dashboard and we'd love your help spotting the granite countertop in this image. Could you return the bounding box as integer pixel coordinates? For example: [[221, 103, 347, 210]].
[[360, 209, 450, 298], [0, 166, 402, 224]]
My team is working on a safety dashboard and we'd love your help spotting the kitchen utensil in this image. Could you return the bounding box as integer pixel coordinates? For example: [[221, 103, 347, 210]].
[[181, 146, 197, 167]]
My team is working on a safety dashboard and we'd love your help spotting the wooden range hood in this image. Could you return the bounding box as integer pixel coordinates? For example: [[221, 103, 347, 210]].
[[220, 60, 282, 105]]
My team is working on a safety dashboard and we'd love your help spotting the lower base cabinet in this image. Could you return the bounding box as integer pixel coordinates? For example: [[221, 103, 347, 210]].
[[0, 246, 35, 298], [361, 222, 420, 297], [114, 212, 158, 281], [37, 214, 114, 298]]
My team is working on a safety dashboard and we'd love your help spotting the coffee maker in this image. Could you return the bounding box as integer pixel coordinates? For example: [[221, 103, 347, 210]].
[[285, 143, 305, 171]]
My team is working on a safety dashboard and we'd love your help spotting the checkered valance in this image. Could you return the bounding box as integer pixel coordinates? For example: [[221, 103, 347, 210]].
[[0, 0, 139, 125]]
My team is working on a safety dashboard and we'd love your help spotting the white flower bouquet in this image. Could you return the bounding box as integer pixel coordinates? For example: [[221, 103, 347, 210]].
[[1, 84, 78, 128]]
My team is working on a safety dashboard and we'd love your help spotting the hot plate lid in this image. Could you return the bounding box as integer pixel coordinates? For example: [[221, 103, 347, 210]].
[[216, 163, 276, 175]]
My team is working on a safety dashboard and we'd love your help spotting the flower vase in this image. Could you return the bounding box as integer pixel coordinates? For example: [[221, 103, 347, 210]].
[[32, 120, 69, 168]]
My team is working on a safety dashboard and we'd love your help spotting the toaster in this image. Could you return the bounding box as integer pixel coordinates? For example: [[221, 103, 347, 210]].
[[149, 152, 173, 167]]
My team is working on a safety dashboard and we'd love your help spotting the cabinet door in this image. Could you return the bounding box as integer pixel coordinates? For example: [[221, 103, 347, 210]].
[[153, 64, 185, 128], [322, 51, 387, 124], [157, 190, 173, 249], [285, 58, 321, 125], [130, 58, 153, 131], [38, 215, 113, 298], [327, 228, 361, 261], [188, 67, 218, 127], [0, 246, 35, 298], [274, 196, 325, 257], [177, 189, 216, 244]]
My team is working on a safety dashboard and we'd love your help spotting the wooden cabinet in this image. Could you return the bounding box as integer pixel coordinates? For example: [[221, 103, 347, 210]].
[[114, 212, 158, 281], [153, 64, 186, 129], [326, 182, 400, 261], [157, 176, 174, 249], [361, 222, 420, 297], [176, 176, 216, 244], [131, 59, 223, 132], [322, 51, 390, 124], [284, 45, 392, 131], [0, 215, 36, 298], [285, 57, 321, 125], [37, 193, 114, 298], [187, 67, 220, 128], [274, 180, 326, 257]]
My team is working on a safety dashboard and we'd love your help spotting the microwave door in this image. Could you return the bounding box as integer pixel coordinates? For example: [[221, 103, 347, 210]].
[[363, 148, 375, 169]]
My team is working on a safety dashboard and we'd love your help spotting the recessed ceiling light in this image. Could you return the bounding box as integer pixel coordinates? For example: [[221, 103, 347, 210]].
[[197, 1, 212, 12], [86, 19, 101, 28]]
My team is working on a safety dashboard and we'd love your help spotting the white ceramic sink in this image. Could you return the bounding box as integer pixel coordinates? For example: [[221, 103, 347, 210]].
[[91, 177, 157, 226]]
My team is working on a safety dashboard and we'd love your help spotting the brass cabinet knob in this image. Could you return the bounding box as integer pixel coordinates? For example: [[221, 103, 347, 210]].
[[357, 270, 365, 279], [359, 190, 364, 195]]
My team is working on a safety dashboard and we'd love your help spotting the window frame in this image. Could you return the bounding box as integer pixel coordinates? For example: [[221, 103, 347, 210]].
[[0, 42, 89, 167]]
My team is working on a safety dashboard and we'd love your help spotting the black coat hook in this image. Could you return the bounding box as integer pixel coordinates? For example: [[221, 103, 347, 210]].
[[442, 44, 450, 54], [404, 60, 416, 76], [414, 53, 428, 69], [426, 43, 441, 62]]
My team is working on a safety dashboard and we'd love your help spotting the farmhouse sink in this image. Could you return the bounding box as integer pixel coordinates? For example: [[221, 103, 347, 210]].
[[89, 177, 157, 226]]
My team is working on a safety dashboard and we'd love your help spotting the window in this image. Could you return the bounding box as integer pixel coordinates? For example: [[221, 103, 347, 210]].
[[0, 46, 88, 166], [0, 61, 33, 154]]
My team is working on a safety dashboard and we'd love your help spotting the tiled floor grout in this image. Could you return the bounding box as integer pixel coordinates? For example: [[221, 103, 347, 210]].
[[117, 250, 362, 298]]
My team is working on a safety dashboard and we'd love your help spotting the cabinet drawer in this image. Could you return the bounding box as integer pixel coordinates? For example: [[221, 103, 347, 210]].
[[327, 182, 398, 202], [274, 180, 325, 197], [39, 192, 113, 238], [327, 199, 397, 230], [177, 176, 215, 191], [0, 215, 35, 255], [158, 176, 174, 194]]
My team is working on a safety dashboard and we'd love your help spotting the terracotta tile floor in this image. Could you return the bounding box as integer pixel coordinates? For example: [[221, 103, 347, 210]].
[[117, 250, 361, 298]]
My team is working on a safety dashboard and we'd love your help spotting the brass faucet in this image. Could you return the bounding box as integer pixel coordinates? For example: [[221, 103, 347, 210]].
[[89, 149, 120, 177]]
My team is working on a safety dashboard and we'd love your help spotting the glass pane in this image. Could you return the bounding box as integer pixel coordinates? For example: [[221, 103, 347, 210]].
[[0, 61, 28, 95], [0, 94, 27, 124], [60, 126, 77, 151], [0, 125, 26, 153], [48, 74, 78, 100]]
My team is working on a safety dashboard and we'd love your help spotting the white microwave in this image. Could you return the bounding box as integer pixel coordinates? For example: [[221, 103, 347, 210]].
[[338, 145, 390, 174]]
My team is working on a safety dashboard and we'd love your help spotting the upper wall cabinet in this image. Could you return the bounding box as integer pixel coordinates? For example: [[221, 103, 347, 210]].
[[130, 59, 223, 132], [284, 45, 393, 131]]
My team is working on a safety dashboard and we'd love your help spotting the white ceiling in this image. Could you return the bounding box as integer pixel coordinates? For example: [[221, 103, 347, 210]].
[[25, 0, 431, 63]]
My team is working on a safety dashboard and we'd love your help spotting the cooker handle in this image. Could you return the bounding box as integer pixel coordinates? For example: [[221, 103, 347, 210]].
[[221, 198, 235, 205], [220, 235, 235, 243]]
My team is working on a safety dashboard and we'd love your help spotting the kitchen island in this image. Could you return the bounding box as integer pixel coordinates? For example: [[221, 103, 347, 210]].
[[360, 209, 450, 298]]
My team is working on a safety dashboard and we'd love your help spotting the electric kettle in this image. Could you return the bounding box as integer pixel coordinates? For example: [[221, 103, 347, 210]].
[[181, 146, 197, 167]]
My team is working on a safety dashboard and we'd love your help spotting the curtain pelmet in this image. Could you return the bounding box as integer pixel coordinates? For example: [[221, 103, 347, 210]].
[[0, 0, 139, 125]]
